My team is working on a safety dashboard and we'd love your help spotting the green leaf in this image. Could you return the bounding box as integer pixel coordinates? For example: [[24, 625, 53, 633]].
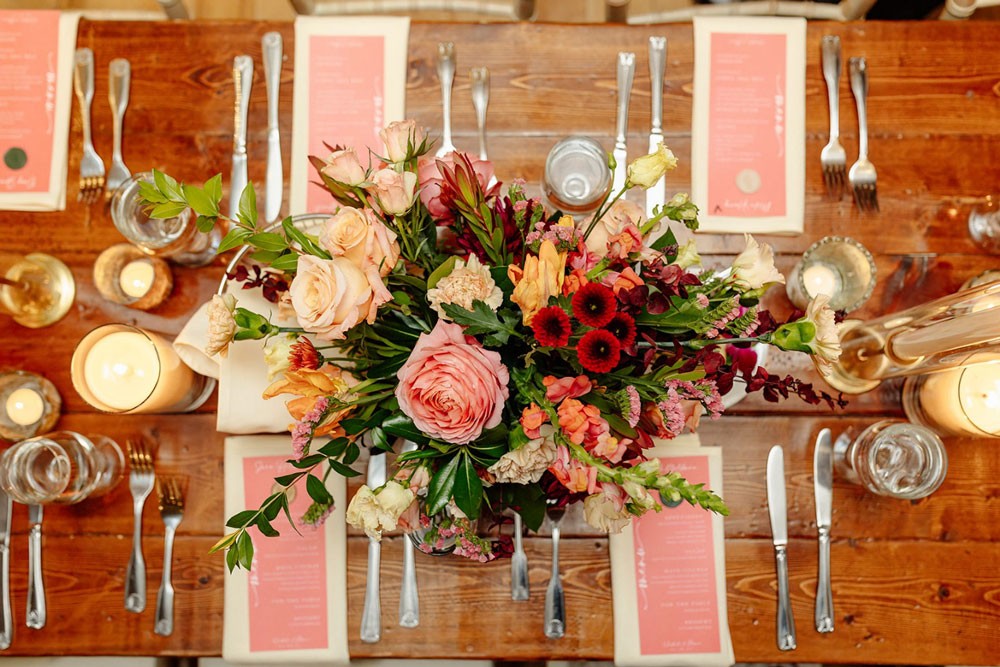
[[440, 299, 515, 346], [275, 471, 305, 487], [306, 474, 334, 505], [343, 442, 361, 465], [341, 417, 373, 436], [138, 179, 169, 204], [452, 452, 483, 519], [427, 256, 459, 290], [150, 201, 188, 220], [250, 249, 282, 264], [152, 169, 183, 202], [426, 454, 461, 515], [225, 510, 258, 528], [282, 218, 331, 259], [248, 232, 289, 252], [204, 173, 223, 203], [649, 226, 678, 252], [318, 438, 350, 458], [183, 183, 220, 217], [236, 531, 254, 571], [270, 252, 301, 272], [504, 483, 546, 532], [396, 448, 443, 462], [195, 214, 216, 234], [279, 493, 301, 536], [289, 453, 326, 469], [226, 544, 239, 572], [382, 413, 425, 441], [328, 459, 361, 478], [217, 227, 252, 254], [237, 182, 258, 227], [370, 426, 392, 452], [263, 494, 282, 521], [255, 515, 280, 537]]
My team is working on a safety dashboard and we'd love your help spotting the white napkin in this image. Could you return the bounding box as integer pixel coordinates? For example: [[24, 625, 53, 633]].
[[610, 435, 735, 667], [0, 11, 79, 212], [223, 436, 349, 665]]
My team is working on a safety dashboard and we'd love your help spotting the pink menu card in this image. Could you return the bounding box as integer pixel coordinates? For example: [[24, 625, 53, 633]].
[[289, 17, 409, 215], [223, 436, 348, 664], [611, 439, 734, 667], [0, 10, 78, 211], [691, 17, 805, 235]]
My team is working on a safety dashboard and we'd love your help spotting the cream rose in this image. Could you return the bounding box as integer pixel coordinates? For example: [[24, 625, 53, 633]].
[[368, 168, 418, 216], [205, 294, 237, 357], [626, 142, 678, 189], [289, 255, 374, 341], [427, 255, 504, 320], [320, 206, 401, 280], [488, 425, 558, 484], [321, 148, 366, 186], [262, 333, 295, 381], [730, 234, 784, 291], [380, 119, 425, 163], [583, 484, 632, 533], [345, 481, 416, 540]]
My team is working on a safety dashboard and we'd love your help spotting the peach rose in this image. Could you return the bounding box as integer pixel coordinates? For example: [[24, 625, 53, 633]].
[[368, 167, 418, 216], [380, 119, 425, 163], [583, 199, 645, 257], [321, 148, 366, 186], [395, 320, 510, 444], [289, 255, 377, 341], [318, 207, 400, 307]]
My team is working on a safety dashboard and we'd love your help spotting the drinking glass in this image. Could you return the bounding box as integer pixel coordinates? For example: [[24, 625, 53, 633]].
[[967, 195, 1000, 254], [543, 136, 612, 215], [785, 236, 876, 312], [110, 172, 222, 267], [0, 431, 124, 505], [0, 252, 75, 328], [833, 420, 947, 500]]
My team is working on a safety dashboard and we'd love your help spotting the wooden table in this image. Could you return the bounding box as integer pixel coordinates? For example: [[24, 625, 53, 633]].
[[2, 18, 999, 664]]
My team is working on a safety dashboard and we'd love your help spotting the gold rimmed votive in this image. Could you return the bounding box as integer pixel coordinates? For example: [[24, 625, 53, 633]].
[[93, 244, 173, 310], [0, 252, 75, 328], [0, 371, 61, 442]]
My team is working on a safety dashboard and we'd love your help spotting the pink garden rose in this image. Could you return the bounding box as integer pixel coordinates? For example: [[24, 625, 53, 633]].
[[367, 167, 418, 216], [380, 119, 425, 163], [290, 255, 382, 341], [417, 151, 495, 221], [321, 148, 366, 186], [395, 320, 510, 444]]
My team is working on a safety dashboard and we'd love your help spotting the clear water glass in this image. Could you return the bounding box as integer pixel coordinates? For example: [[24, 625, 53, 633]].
[[968, 195, 1000, 254], [543, 136, 612, 215], [0, 431, 124, 505], [110, 172, 222, 267], [833, 420, 947, 500], [786, 236, 876, 312]]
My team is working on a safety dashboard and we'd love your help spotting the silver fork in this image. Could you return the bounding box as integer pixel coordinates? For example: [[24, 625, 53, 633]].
[[848, 56, 878, 212], [125, 439, 155, 614], [154, 477, 184, 637], [820, 36, 846, 199], [543, 501, 566, 639], [106, 58, 131, 195], [435, 43, 456, 157], [470, 66, 489, 161], [73, 48, 105, 204]]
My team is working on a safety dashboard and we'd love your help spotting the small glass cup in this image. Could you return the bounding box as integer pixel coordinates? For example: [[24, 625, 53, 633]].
[[902, 354, 1000, 438], [543, 136, 612, 215], [93, 243, 173, 310], [70, 323, 214, 414], [834, 420, 948, 500], [0, 371, 61, 442], [967, 195, 1000, 254], [0, 252, 75, 328], [0, 431, 124, 505], [786, 236, 876, 312], [110, 172, 222, 267]]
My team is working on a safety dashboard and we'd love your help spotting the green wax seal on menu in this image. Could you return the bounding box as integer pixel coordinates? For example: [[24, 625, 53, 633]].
[[4, 147, 27, 170]]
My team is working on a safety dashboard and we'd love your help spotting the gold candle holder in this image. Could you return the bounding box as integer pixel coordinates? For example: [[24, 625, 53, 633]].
[[0, 252, 75, 328], [0, 371, 61, 442], [93, 244, 173, 310]]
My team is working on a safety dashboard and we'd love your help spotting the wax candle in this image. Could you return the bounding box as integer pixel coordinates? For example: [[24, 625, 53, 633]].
[[81, 331, 160, 411], [802, 263, 839, 298], [119, 259, 155, 299], [5, 387, 44, 426], [905, 356, 1000, 437]]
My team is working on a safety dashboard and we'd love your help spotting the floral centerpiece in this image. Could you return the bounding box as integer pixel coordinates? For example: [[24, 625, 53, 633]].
[[141, 120, 841, 570]]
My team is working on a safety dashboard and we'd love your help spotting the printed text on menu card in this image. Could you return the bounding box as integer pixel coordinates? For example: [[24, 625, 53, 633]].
[[0, 10, 59, 194], [633, 454, 721, 655], [708, 32, 787, 218], [244, 455, 329, 652], [306, 35, 385, 213]]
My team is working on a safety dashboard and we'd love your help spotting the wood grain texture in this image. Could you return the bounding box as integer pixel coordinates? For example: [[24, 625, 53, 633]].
[[2, 18, 1000, 664]]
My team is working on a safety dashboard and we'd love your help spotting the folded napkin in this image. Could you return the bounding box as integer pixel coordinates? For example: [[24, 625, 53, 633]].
[[223, 436, 348, 665], [691, 17, 806, 235], [610, 435, 735, 667], [0, 11, 79, 211]]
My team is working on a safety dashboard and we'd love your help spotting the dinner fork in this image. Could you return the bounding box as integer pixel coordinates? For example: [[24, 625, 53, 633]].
[[848, 57, 878, 212], [106, 58, 131, 195], [73, 48, 105, 204], [125, 439, 155, 614], [435, 43, 456, 157], [154, 477, 184, 637], [543, 501, 566, 639], [820, 36, 846, 199]]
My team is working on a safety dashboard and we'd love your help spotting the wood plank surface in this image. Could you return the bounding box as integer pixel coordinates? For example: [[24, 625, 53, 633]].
[[1, 18, 1000, 664]]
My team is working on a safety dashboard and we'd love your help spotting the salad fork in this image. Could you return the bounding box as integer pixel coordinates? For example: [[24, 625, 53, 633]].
[[154, 477, 184, 637], [820, 36, 846, 199], [125, 439, 155, 613], [106, 58, 131, 195], [543, 501, 566, 639], [848, 57, 879, 212], [73, 48, 104, 204], [435, 43, 456, 157]]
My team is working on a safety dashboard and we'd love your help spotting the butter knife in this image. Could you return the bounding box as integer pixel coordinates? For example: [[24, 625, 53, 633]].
[[814, 428, 834, 633], [471, 66, 490, 161], [0, 491, 11, 649], [26, 505, 44, 630], [230, 55, 253, 221], [435, 43, 456, 157], [767, 445, 796, 651], [613, 52, 636, 193], [398, 441, 419, 628], [262, 32, 283, 223], [645, 36, 667, 218], [360, 452, 386, 643]]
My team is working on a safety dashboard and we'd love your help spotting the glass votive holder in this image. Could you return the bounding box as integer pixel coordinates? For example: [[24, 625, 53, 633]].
[[0, 252, 76, 328], [902, 354, 1000, 438], [786, 236, 876, 313], [93, 244, 173, 310], [543, 136, 612, 215], [0, 431, 124, 505], [110, 172, 222, 267], [833, 420, 948, 500], [967, 195, 1000, 254], [70, 323, 215, 414], [0, 371, 61, 442]]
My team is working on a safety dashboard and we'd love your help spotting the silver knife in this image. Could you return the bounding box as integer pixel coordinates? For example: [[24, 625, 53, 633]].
[[471, 66, 490, 161], [0, 491, 11, 649], [360, 452, 386, 643], [766, 445, 796, 651], [262, 32, 283, 223], [511, 512, 529, 601], [613, 52, 636, 193], [645, 36, 667, 218], [398, 441, 419, 628], [26, 505, 44, 630], [230, 55, 253, 221], [814, 428, 834, 633]]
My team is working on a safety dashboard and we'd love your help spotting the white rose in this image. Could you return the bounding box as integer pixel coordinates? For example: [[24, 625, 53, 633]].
[[488, 425, 558, 484], [626, 142, 678, 189], [673, 239, 701, 270], [583, 488, 632, 534], [289, 255, 374, 341], [376, 480, 416, 522], [427, 255, 504, 319], [205, 294, 237, 357], [346, 485, 384, 539], [730, 234, 784, 291]]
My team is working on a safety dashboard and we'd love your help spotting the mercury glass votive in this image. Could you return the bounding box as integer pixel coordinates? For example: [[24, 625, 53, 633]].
[[70, 324, 214, 414], [93, 244, 173, 310], [786, 236, 876, 312], [0, 371, 60, 442], [0, 252, 75, 328]]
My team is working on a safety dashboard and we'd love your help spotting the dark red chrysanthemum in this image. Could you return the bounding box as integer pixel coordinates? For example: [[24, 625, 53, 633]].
[[577, 329, 621, 374], [604, 312, 637, 347], [532, 306, 572, 347], [572, 282, 617, 327], [289, 337, 323, 371]]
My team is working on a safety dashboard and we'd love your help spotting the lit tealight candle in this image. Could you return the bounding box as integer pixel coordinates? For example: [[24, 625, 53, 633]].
[[802, 263, 840, 299], [119, 259, 155, 299], [5, 387, 44, 426], [907, 357, 1000, 437], [81, 331, 160, 411]]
